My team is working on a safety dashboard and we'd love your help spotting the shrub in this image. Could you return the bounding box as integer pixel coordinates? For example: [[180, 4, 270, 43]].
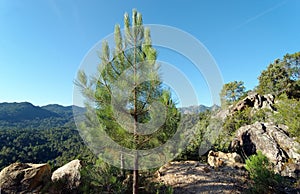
[[245, 151, 282, 193], [80, 158, 124, 193], [274, 94, 300, 141]]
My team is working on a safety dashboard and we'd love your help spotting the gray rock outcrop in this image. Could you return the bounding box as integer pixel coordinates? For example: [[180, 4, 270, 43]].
[[0, 163, 51, 194], [51, 159, 82, 190], [231, 93, 276, 113], [214, 93, 275, 121], [231, 122, 300, 178]]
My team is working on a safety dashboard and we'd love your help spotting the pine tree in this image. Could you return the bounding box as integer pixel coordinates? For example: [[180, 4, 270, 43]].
[[257, 52, 300, 98], [76, 9, 179, 194], [220, 81, 246, 108]]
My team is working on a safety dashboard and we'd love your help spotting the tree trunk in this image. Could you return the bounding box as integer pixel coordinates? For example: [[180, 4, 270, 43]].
[[133, 153, 139, 194], [132, 32, 139, 194]]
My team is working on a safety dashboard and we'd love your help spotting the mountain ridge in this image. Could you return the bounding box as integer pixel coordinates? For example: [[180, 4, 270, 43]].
[[0, 102, 217, 120], [0, 102, 85, 130], [179, 104, 220, 114]]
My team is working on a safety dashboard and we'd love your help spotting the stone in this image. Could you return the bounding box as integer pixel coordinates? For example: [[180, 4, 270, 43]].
[[207, 150, 244, 169], [281, 162, 300, 178], [51, 159, 82, 190], [230, 93, 276, 114], [231, 122, 300, 177], [0, 162, 51, 194]]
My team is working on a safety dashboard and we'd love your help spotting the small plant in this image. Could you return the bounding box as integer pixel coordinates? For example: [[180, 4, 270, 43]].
[[79, 158, 124, 193], [245, 151, 282, 193]]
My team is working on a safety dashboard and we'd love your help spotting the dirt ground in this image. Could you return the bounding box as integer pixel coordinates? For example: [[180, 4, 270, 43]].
[[156, 161, 250, 194]]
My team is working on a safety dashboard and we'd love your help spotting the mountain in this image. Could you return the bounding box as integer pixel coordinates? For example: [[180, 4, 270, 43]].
[[179, 104, 220, 114], [42, 104, 77, 120], [0, 102, 89, 171], [0, 102, 60, 122], [0, 102, 220, 128], [0, 102, 84, 130]]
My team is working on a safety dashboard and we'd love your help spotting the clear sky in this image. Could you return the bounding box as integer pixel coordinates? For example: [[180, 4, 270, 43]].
[[0, 0, 299, 107]]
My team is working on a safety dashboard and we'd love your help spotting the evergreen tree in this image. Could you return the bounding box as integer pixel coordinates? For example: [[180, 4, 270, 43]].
[[76, 9, 179, 194], [220, 81, 246, 108], [257, 60, 291, 96], [257, 52, 300, 98]]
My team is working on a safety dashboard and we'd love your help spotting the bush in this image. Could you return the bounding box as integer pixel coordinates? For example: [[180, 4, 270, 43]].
[[274, 94, 300, 141], [245, 151, 282, 193], [176, 111, 211, 160], [223, 107, 251, 135], [80, 158, 124, 193]]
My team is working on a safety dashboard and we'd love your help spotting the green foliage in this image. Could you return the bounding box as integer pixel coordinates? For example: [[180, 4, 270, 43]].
[[177, 111, 210, 160], [223, 107, 251, 135], [0, 102, 58, 121], [257, 61, 291, 96], [257, 52, 300, 98], [220, 81, 246, 108], [0, 127, 91, 171], [80, 158, 124, 193], [251, 108, 273, 123], [76, 9, 179, 152], [217, 107, 273, 152], [245, 151, 282, 193], [0, 102, 83, 130], [283, 52, 300, 82], [223, 107, 272, 136], [75, 9, 180, 193], [274, 94, 300, 140]]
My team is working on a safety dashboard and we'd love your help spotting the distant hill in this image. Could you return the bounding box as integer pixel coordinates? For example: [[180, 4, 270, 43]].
[[42, 104, 76, 119], [0, 102, 60, 121], [0, 102, 218, 129], [0, 102, 84, 130], [179, 104, 220, 114]]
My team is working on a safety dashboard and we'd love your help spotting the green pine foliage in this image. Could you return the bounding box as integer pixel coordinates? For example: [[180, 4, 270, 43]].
[[220, 81, 246, 108], [75, 9, 180, 193], [257, 52, 300, 98], [80, 158, 124, 193], [76, 9, 179, 152], [245, 151, 282, 193], [0, 127, 91, 171], [274, 94, 300, 140]]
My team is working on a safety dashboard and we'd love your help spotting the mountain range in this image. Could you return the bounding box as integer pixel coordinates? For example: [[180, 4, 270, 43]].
[[0, 102, 84, 130], [0, 102, 218, 130], [178, 104, 219, 114]]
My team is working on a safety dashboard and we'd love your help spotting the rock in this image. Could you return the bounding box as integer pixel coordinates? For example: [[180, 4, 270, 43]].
[[213, 93, 275, 121], [281, 162, 300, 178], [0, 162, 51, 194], [231, 122, 300, 178], [207, 150, 244, 169], [231, 93, 276, 114], [51, 159, 82, 190]]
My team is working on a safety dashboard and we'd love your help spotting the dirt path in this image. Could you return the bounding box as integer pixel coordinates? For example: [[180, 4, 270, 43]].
[[156, 161, 250, 194]]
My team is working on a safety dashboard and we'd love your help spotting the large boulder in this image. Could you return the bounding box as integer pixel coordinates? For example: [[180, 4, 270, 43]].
[[0, 163, 51, 194], [51, 159, 82, 190], [230, 93, 276, 114], [207, 150, 244, 169], [231, 122, 300, 178]]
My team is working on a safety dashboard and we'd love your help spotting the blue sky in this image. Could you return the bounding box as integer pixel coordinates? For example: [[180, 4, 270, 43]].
[[0, 0, 299, 107]]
